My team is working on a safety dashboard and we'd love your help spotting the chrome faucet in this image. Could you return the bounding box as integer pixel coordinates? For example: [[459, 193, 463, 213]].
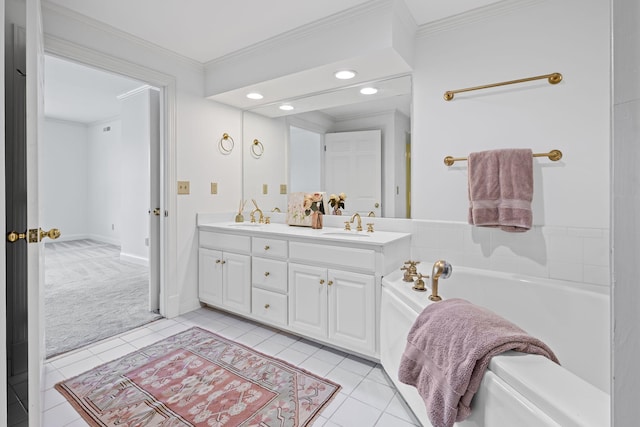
[[250, 199, 265, 224], [350, 212, 363, 231], [429, 260, 452, 301]]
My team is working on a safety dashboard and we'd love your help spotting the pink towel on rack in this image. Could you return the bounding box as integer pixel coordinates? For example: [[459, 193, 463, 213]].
[[398, 298, 559, 427], [467, 148, 533, 232]]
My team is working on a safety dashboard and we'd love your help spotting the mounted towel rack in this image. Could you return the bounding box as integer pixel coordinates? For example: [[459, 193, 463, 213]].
[[444, 72, 562, 101], [444, 149, 563, 166]]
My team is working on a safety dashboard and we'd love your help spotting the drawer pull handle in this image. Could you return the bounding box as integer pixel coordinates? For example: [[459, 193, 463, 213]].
[[264, 272, 270, 277], [319, 279, 325, 285], [264, 245, 270, 250], [264, 304, 270, 309], [328, 280, 334, 286]]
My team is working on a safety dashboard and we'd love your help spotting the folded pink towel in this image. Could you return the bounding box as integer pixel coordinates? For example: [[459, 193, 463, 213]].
[[398, 298, 558, 427], [468, 148, 533, 232]]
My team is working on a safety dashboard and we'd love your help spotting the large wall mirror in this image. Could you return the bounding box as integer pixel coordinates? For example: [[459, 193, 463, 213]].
[[242, 74, 411, 218]]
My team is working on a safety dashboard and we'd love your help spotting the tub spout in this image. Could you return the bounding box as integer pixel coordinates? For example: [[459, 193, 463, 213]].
[[430, 260, 452, 301]]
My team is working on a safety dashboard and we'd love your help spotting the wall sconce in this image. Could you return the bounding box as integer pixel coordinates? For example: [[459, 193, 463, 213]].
[[219, 133, 234, 154], [251, 139, 264, 158]]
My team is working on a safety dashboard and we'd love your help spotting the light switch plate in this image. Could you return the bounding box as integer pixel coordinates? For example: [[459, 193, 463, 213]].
[[280, 184, 287, 194], [262, 184, 268, 194], [211, 182, 218, 194], [177, 181, 190, 195]]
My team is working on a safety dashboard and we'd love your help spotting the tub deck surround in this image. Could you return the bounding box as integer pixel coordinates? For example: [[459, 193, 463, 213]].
[[381, 268, 610, 427], [197, 219, 411, 359]]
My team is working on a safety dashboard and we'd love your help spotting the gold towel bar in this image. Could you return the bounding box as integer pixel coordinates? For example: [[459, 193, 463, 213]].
[[444, 149, 563, 166], [444, 72, 562, 101]]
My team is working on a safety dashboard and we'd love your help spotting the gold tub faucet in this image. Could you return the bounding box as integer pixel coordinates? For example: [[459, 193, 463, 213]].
[[430, 260, 452, 301], [350, 212, 363, 231]]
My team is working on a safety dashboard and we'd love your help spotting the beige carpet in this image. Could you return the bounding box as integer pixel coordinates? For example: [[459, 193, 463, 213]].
[[44, 239, 162, 358]]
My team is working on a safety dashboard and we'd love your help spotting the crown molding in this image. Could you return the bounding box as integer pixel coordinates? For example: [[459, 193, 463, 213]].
[[417, 0, 545, 38], [42, 0, 204, 72], [204, 0, 396, 69]]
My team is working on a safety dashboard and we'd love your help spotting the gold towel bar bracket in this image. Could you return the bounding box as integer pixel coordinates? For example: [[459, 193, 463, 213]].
[[444, 149, 563, 166], [444, 72, 563, 101]]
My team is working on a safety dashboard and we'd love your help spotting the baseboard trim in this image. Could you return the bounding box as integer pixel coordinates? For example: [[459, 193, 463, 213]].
[[120, 252, 149, 267]]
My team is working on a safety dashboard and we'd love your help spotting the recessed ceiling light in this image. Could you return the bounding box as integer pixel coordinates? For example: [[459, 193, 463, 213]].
[[246, 92, 263, 100], [360, 87, 378, 95], [279, 105, 294, 111], [334, 70, 357, 80]]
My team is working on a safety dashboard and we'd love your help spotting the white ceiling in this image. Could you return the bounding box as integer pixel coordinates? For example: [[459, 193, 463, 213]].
[[43, 0, 502, 123], [44, 55, 145, 123], [45, 0, 502, 63]]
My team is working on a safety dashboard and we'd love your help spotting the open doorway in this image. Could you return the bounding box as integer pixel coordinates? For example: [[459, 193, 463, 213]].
[[41, 55, 162, 358]]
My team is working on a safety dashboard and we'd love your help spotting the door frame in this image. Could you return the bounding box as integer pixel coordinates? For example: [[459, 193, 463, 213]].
[[43, 35, 179, 318]]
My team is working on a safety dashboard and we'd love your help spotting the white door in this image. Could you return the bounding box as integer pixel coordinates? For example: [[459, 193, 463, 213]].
[[324, 130, 382, 216], [148, 89, 161, 312], [288, 263, 327, 340], [198, 248, 223, 305], [328, 270, 375, 354], [221, 252, 251, 314], [27, 0, 46, 424]]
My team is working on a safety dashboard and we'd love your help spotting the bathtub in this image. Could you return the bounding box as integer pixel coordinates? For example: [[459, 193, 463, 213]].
[[380, 264, 610, 427]]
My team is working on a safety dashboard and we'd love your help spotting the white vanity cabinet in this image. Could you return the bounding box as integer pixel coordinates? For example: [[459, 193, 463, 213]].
[[289, 263, 375, 355], [198, 231, 251, 314], [251, 236, 288, 326], [197, 220, 411, 359]]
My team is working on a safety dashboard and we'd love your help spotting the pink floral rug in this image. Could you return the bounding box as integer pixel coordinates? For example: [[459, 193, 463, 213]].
[[55, 327, 341, 426]]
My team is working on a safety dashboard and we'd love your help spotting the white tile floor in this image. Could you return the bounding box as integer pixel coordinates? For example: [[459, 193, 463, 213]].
[[42, 307, 421, 427]]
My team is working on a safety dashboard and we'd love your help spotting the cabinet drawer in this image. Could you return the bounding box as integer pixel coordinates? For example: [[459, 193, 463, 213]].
[[199, 231, 250, 253], [252, 237, 288, 259], [252, 288, 287, 326], [252, 257, 287, 293], [289, 241, 376, 272]]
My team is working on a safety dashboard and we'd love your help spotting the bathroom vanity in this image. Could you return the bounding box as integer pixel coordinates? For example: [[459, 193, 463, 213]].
[[197, 220, 411, 358]]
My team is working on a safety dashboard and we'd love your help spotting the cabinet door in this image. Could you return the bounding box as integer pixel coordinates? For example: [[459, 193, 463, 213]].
[[328, 269, 376, 354], [198, 248, 223, 305], [288, 263, 327, 340], [222, 252, 251, 314]]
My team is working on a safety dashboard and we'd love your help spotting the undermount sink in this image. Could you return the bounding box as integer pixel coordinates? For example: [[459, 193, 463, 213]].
[[321, 230, 370, 238]]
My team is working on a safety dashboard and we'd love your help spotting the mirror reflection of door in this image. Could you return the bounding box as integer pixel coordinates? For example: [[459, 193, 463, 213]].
[[324, 130, 382, 217], [289, 126, 323, 193]]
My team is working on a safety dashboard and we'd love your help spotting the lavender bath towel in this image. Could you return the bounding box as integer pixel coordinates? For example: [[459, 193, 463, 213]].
[[398, 298, 559, 427], [468, 148, 533, 232]]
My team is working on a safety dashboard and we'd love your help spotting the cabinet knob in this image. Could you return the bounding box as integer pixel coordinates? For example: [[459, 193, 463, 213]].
[[264, 271, 270, 277], [221, 260, 226, 265], [264, 245, 270, 250], [319, 279, 325, 285], [215, 259, 221, 264], [328, 280, 334, 286], [264, 304, 270, 309]]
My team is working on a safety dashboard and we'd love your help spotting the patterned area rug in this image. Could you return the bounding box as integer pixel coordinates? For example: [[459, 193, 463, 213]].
[[55, 327, 341, 426]]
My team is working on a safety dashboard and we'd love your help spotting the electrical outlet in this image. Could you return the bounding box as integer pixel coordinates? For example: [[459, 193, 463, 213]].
[[211, 182, 218, 194], [262, 184, 268, 194], [177, 181, 190, 195], [280, 184, 287, 194]]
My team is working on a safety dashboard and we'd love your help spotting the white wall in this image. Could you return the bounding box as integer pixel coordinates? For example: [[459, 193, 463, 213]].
[[86, 119, 121, 244], [612, 0, 640, 423], [41, 119, 88, 240], [413, 0, 610, 228], [243, 111, 288, 212], [289, 126, 322, 193], [119, 89, 151, 264]]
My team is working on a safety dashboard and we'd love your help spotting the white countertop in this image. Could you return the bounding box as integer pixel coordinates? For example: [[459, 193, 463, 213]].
[[198, 221, 411, 247]]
